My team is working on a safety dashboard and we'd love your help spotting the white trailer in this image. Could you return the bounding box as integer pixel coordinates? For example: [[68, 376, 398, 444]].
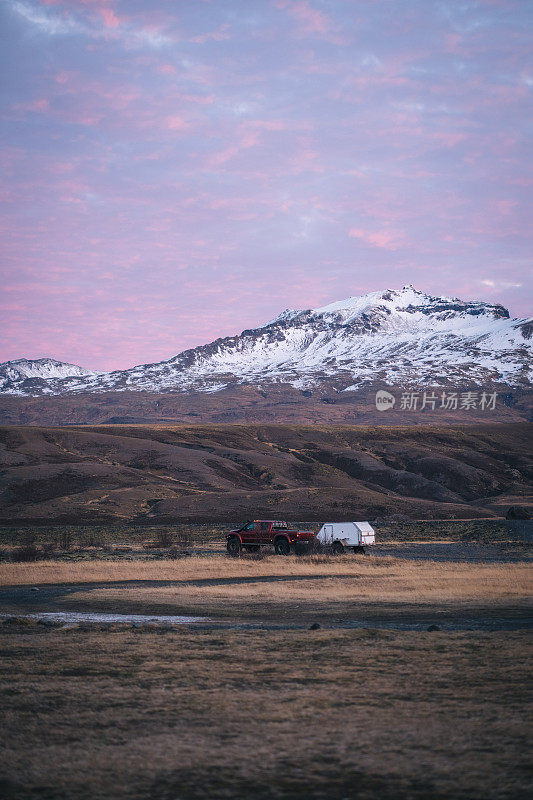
[[317, 521, 375, 554]]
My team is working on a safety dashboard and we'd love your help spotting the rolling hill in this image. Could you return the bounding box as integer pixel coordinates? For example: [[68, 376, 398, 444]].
[[0, 423, 530, 523]]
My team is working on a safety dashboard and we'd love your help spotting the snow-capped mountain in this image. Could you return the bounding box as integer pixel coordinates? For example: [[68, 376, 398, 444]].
[[0, 358, 96, 394], [2, 287, 531, 396]]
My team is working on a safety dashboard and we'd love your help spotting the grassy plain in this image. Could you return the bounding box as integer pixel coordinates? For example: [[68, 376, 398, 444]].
[[0, 623, 531, 800], [1, 547, 531, 799], [0, 554, 530, 613]]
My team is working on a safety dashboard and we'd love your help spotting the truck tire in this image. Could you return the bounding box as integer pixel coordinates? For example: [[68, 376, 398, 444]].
[[274, 537, 291, 556], [332, 541, 345, 555], [226, 537, 241, 557]]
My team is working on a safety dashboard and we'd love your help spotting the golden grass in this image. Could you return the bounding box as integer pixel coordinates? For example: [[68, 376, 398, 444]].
[[73, 561, 532, 622], [0, 625, 530, 799], [0, 555, 530, 585], [2, 556, 530, 624], [1, 547, 531, 798]]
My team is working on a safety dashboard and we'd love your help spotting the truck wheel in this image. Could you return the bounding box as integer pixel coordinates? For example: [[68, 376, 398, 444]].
[[274, 537, 291, 556], [332, 541, 345, 555], [226, 537, 241, 557]]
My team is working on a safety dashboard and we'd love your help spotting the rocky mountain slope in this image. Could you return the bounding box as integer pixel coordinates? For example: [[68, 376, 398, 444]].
[[2, 287, 531, 397]]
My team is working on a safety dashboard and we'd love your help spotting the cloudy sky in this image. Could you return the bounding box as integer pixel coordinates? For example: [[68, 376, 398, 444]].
[[1, 0, 531, 370]]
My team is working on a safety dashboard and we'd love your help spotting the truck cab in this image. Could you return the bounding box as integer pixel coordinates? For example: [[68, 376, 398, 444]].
[[226, 520, 315, 556]]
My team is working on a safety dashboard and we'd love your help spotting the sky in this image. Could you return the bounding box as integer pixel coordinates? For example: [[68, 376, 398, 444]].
[[0, 0, 531, 370]]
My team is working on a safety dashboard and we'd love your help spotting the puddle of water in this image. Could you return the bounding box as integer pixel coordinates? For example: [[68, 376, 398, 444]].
[[1, 612, 209, 625]]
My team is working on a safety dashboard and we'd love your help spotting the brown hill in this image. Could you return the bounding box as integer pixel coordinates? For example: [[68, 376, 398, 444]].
[[0, 383, 530, 426], [0, 423, 530, 524]]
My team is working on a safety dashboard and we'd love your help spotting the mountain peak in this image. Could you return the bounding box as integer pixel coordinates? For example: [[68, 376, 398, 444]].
[[0, 358, 95, 393], [312, 286, 426, 317], [0, 287, 529, 396], [309, 286, 510, 323], [262, 308, 302, 327]]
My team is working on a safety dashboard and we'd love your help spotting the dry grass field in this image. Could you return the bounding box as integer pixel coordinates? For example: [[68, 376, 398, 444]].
[[1, 550, 531, 799], [0, 555, 531, 618], [0, 624, 531, 800]]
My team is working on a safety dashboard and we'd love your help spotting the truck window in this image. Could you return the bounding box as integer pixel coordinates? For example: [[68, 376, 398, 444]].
[[260, 522, 271, 532]]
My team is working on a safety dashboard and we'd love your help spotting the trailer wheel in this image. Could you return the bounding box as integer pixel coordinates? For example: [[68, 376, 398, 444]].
[[226, 537, 241, 557], [332, 541, 345, 555], [274, 537, 291, 556]]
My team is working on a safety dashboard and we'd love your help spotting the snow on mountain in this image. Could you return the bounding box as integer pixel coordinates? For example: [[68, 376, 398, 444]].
[[0, 359, 97, 394], [2, 287, 531, 396], [261, 308, 302, 327]]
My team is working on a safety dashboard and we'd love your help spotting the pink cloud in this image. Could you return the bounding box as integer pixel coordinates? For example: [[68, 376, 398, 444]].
[[180, 94, 215, 105], [207, 117, 315, 167], [431, 132, 467, 148], [443, 33, 462, 53], [277, 0, 330, 35], [190, 24, 231, 44], [248, 119, 290, 132], [157, 63, 177, 75], [165, 115, 189, 131], [42, 1, 120, 6], [492, 199, 518, 216], [349, 228, 404, 251], [286, 142, 323, 175], [100, 7, 120, 28], [276, 0, 346, 44], [16, 98, 51, 114]]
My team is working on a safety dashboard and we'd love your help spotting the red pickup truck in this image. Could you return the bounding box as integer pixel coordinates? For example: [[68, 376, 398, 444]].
[[226, 520, 315, 556]]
